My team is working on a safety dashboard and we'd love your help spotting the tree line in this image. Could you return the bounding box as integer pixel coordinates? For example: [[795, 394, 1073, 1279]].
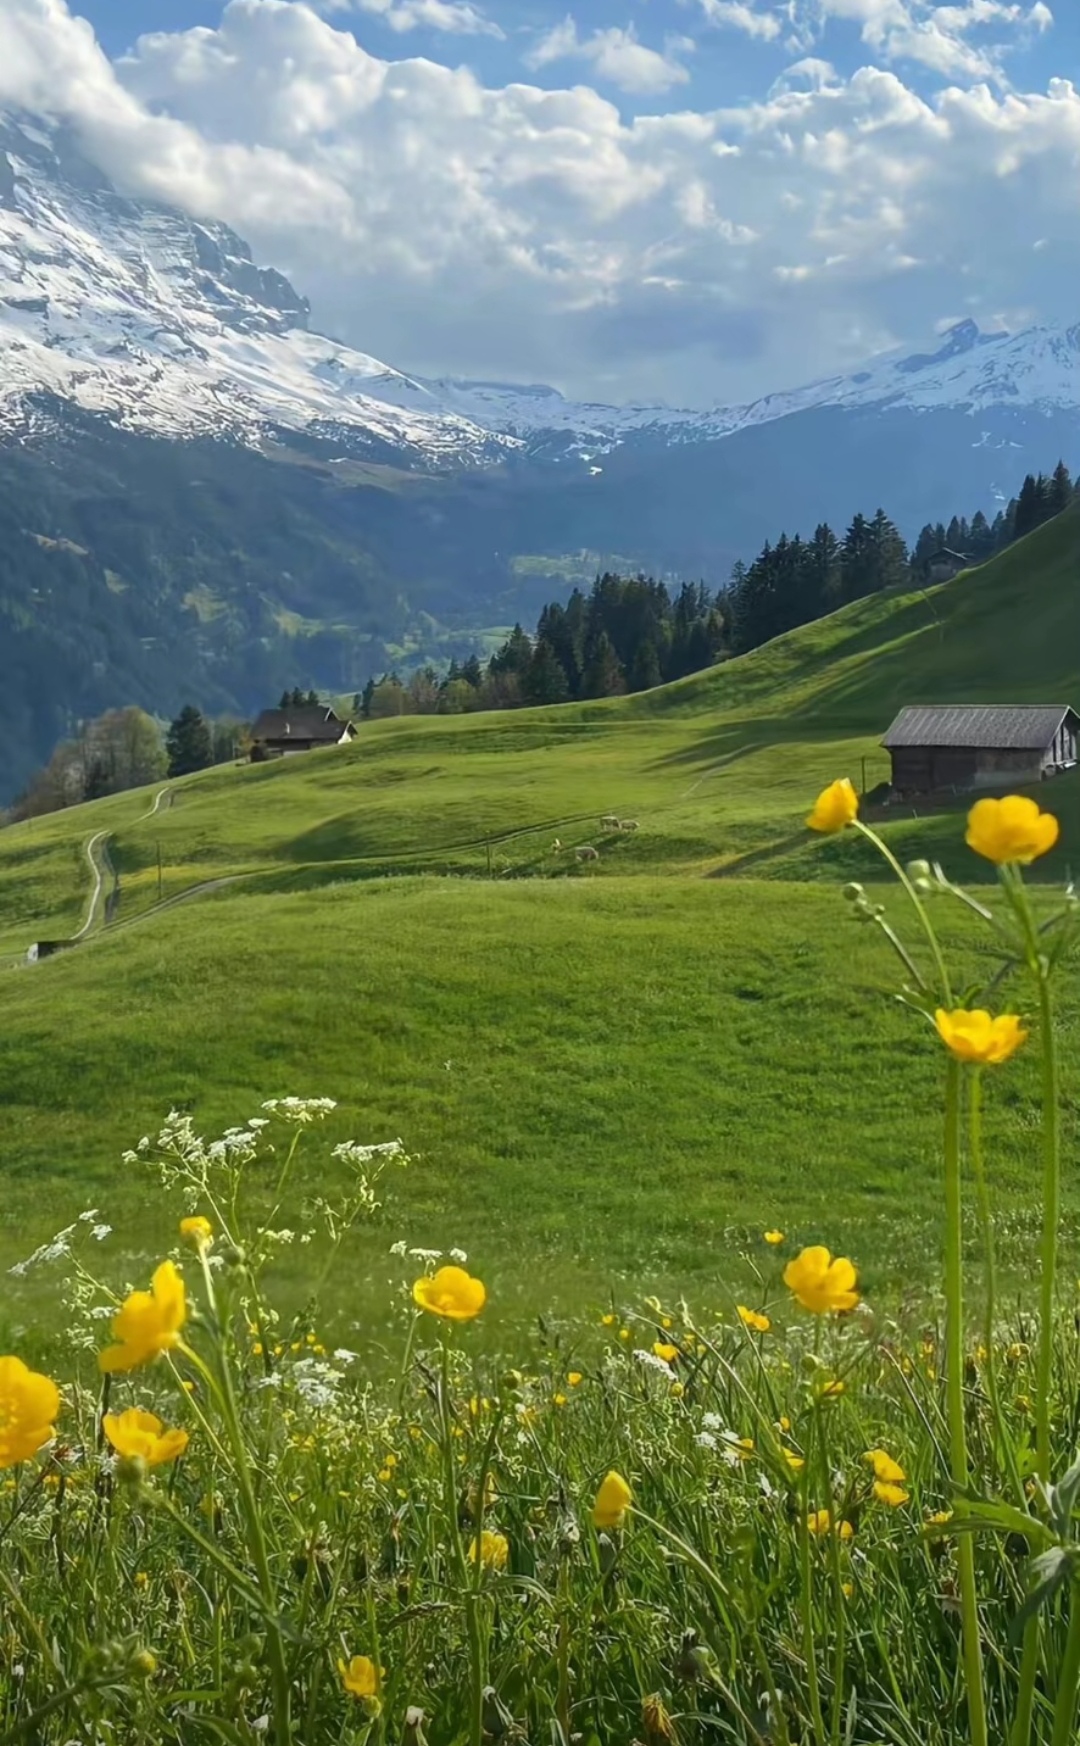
[[6, 704, 243, 821], [360, 456, 1078, 716], [6, 456, 1076, 816]]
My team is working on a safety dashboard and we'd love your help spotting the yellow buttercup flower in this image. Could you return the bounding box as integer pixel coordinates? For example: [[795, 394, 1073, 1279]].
[[783, 1448, 805, 1472], [601, 1313, 617, 1327], [469, 1530, 509, 1570], [873, 1480, 910, 1507], [652, 1342, 679, 1363], [783, 1246, 860, 1315], [966, 795, 1059, 866], [99, 1261, 187, 1373], [737, 1305, 771, 1333], [412, 1266, 486, 1322], [808, 1509, 853, 1539], [865, 1449, 905, 1485], [820, 1379, 845, 1398], [807, 778, 858, 834], [0, 1357, 60, 1470], [339, 1655, 383, 1699], [103, 1408, 189, 1468], [764, 1230, 785, 1246], [593, 1470, 632, 1530], [179, 1216, 213, 1250], [935, 1008, 1027, 1066], [567, 1372, 583, 1386]]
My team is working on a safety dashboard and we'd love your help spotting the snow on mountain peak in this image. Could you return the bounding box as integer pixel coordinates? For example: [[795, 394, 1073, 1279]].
[[1, 103, 1079, 467]]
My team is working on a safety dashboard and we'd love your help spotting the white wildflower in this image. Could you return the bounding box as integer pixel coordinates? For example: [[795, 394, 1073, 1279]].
[[90, 1225, 111, 1243], [701, 1411, 723, 1431], [389, 1241, 408, 1257], [694, 1432, 718, 1450], [261, 1097, 337, 1125], [408, 1248, 441, 1264], [291, 1358, 341, 1410], [634, 1349, 676, 1377], [334, 1349, 361, 1364], [449, 1248, 468, 1265], [77, 1209, 101, 1223], [9, 1223, 78, 1277]]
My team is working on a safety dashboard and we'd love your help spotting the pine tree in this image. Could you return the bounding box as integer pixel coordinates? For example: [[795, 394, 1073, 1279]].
[[629, 638, 663, 693], [360, 678, 376, 720], [525, 639, 571, 705], [839, 515, 874, 602], [868, 508, 909, 590], [582, 631, 625, 698], [1014, 474, 1044, 539], [166, 705, 213, 777], [1049, 459, 1073, 516]]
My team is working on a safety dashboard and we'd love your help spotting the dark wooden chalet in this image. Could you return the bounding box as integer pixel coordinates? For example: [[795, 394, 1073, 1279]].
[[249, 706, 356, 760], [882, 704, 1079, 796]]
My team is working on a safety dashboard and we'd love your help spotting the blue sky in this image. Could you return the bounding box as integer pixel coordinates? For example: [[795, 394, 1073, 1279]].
[[3, 0, 1077, 405], [79, 0, 1074, 109]]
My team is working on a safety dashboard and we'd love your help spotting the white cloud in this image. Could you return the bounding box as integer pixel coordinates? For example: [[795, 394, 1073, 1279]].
[[525, 18, 693, 94], [807, 0, 1055, 80], [694, 0, 785, 37], [348, 0, 502, 36], [0, 0, 1079, 408]]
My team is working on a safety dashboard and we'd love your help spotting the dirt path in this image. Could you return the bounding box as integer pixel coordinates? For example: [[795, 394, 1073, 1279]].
[[71, 830, 111, 941]]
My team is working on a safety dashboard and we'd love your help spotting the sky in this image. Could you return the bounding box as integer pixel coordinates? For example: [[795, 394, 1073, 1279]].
[[1, 0, 1077, 407]]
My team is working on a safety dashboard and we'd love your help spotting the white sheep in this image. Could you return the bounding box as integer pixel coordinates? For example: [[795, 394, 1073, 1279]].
[[600, 814, 620, 830], [575, 845, 600, 862], [618, 818, 640, 832]]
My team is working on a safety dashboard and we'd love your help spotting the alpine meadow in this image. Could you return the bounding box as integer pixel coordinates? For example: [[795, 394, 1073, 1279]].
[[0, 499, 1079, 1743]]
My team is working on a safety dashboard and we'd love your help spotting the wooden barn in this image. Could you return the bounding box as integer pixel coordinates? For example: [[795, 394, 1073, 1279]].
[[882, 704, 1079, 796], [249, 706, 356, 760]]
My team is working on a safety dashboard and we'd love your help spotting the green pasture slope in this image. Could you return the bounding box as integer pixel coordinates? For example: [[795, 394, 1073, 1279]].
[[0, 509, 1078, 1340]]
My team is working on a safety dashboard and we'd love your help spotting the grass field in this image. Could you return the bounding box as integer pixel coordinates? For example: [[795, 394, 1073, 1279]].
[[1, 508, 1078, 1343]]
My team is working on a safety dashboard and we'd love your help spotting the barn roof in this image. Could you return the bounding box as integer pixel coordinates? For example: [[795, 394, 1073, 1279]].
[[882, 704, 1079, 751], [251, 707, 352, 743]]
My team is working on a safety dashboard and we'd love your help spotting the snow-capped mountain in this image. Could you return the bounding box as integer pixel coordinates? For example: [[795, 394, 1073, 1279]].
[[0, 110, 514, 466], [3, 106, 1080, 469]]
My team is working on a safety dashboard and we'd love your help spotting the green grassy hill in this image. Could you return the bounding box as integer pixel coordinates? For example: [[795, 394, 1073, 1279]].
[[1, 509, 1077, 1340]]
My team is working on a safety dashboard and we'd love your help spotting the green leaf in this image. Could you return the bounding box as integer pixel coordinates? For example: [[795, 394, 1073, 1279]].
[[1008, 1549, 1073, 1646]]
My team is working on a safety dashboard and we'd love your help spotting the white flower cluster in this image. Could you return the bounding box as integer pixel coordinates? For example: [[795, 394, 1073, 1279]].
[[9, 1209, 110, 1278], [633, 1349, 676, 1378], [290, 1357, 342, 1411], [332, 1139, 407, 1168], [261, 1097, 338, 1125]]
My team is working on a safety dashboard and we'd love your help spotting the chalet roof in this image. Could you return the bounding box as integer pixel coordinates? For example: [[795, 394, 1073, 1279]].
[[929, 548, 970, 563], [882, 704, 1079, 751], [251, 706, 352, 743]]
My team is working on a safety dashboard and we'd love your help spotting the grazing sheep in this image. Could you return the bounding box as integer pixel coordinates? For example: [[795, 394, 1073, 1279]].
[[600, 814, 620, 830], [575, 845, 600, 862], [618, 818, 640, 832]]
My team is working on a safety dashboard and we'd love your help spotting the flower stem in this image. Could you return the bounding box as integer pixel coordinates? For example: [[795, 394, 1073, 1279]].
[[853, 821, 952, 1001], [196, 1248, 293, 1741], [968, 1071, 1024, 1506], [437, 1342, 484, 1746], [1051, 1592, 1080, 1746], [1006, 869, 1063, 1746], [944, 1056, 987, 1746]]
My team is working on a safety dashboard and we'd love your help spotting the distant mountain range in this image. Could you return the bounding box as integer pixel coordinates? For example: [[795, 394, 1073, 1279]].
[[1, 103, 1079, 799]]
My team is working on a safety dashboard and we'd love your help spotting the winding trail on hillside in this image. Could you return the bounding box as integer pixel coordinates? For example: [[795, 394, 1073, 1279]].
[[69, 786, 172, 944], [71, 830, 111, 940]]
